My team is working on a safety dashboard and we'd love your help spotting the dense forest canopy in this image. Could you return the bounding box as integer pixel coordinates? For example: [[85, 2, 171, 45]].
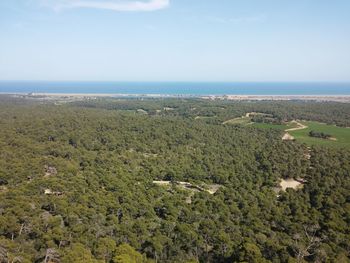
[[0, 96, 349, 262]]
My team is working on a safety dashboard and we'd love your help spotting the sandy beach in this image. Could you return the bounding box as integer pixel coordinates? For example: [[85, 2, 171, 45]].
[[2, 92, 350, 102]]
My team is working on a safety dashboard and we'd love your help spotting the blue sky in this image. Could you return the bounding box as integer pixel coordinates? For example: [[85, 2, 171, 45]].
[[0, 0, 349, 81]]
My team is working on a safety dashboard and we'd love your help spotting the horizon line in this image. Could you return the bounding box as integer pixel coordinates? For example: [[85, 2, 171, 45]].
[[1, 80, 350, 83]]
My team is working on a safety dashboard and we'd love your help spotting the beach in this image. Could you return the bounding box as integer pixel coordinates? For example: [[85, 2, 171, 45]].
[[2, 92, 350, 103]]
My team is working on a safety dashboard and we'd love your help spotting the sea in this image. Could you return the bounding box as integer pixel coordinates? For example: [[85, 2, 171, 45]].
[[0, 81, 350, 96]]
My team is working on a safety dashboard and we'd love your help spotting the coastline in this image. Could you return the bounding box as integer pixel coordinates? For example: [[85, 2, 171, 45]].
[[1, 92, 350, 102]]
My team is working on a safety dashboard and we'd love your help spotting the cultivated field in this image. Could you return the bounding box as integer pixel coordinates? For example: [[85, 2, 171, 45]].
[[224, 113, 350, 148], [289, 121, 350, 148]]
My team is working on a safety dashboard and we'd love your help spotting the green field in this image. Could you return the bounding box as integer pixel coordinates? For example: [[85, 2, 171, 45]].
[[254, 121, 350, 148], [224, 115, 299, 130], [224, 115, 350, 148], [252, 122, 298, 131], [289, 121, 350, 148]]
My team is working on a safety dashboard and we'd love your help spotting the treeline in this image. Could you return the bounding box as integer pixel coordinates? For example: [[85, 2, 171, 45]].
[[0, 97, 349, 262], [73, 98, 350, 127], [309, 131, 332, 140]]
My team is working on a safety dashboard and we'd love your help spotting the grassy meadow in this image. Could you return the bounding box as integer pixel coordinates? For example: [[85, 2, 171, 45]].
[[224, 115, 350, 148], [289, 121, 350, 148], [252, 122, 296, 131]]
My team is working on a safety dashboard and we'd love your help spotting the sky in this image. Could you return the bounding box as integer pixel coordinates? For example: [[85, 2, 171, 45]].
[[0, 0, 350, 82]]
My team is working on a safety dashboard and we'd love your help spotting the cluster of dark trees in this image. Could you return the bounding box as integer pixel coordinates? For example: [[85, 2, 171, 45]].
[[0, 96, 349, 262], [308, 131, 332, 140]]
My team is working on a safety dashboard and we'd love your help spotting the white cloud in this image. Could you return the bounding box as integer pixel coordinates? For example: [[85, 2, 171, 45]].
[[43, 0, 170, 12]]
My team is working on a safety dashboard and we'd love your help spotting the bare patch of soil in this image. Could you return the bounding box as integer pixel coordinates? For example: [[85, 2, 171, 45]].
[[279, 179, 304, 191], [282, 133, 295, 141]]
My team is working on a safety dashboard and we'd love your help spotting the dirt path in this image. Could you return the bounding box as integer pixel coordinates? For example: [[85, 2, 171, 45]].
[[282, 121, 308, 141], [285, 120, 308, 132]]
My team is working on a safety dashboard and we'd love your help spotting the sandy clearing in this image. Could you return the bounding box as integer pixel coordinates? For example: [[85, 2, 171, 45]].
[[0, 186, 8, 193], [164, 107, 175, 111], [153, 181, 171, 186], [282, 133, 295, 141], [136, 109, 148, 115], [304, 153, 311, 160], [280, 179, 304, 191], [245, 112, 272, 118]]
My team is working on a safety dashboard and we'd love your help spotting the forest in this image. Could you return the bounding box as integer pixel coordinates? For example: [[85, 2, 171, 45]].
[[0, 96, 349, 263]]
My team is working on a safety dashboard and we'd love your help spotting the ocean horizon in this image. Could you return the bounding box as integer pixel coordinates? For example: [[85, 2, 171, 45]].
[[0, 81, 350, 96]]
